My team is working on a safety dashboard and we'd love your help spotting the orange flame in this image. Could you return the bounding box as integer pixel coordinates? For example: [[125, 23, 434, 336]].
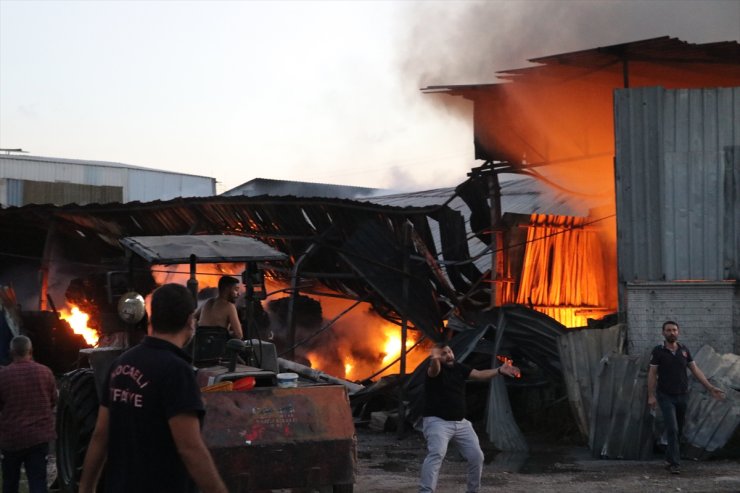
[[150, 263, 243, 289], [496, 355, 522, 379], [297, 295, 429, 382], [59, 305, 99, 346]]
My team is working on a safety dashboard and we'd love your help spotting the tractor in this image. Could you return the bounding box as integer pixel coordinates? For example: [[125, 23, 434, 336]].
[[55, 235, 356, 492]]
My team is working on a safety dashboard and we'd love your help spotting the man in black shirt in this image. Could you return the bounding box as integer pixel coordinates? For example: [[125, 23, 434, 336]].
[[647, 320, 725, 474], [419, 342, 520, 493], [79, 283, 227, 493]]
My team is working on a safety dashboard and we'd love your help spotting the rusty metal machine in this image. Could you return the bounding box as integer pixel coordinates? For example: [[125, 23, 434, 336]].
[[55, 235, 356, 492]]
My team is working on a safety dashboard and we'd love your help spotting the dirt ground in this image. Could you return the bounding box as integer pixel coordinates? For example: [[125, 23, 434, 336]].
[[4, 428, 737, 493], [353, 426, 740, 493]]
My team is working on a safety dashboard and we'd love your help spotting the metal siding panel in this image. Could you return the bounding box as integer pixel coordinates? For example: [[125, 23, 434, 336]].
[[616, 86, 740, 284], [674, 89, 691, 153], [614, 86, 664, 282], [9, 179, 24, 207], [84, 164, 126, 187], [645, 88, 664, 280], [688, 89, 704, 152], [703, 149, 721, 279], [126, 170, 214, 202], [0, 178, 24, 206], [728, 145, 740, 279], [689, 150, 705, 278], [1, 156, 214, 203], [614, 89, 635, 282]]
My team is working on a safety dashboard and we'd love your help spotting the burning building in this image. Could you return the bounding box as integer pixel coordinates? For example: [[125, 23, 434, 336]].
[[424, 36, 740, 354], [0, 35, 737, 458]]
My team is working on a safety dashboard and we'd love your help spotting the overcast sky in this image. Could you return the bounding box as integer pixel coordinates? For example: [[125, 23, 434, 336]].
[[1, 0, 738, 194]]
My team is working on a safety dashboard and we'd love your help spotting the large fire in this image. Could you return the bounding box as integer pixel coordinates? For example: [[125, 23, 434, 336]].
[[307, 320, 426, 381], [147, 265, 426, 381], [59, 305, 99, 346], [472, 54, 735, 329], [512, 213, 614, 328], [150, 263, 241, 289]]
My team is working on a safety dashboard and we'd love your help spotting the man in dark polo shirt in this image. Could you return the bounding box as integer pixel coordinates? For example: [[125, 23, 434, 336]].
[[79, 283, 227, 493], [647, 320, 725, 474]]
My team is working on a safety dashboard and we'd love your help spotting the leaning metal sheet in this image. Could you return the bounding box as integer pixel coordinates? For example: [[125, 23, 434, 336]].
[[120, 234, 288, 264]]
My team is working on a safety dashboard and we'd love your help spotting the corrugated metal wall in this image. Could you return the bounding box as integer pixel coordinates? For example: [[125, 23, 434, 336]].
[[614, 86, 740, 282], [0, 155, 215, 205]]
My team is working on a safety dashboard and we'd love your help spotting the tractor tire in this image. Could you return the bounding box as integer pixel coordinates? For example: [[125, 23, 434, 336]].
[[333, 484, 354, 493], [56, 368, 100, 493]]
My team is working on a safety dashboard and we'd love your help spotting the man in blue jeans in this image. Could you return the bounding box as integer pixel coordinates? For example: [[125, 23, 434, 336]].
[[647, 320, 725, 475], [419, 342, 520, 493], [0, 336, 58, 493]]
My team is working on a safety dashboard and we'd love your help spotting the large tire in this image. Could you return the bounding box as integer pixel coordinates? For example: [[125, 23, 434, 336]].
[[56, 368, 99, 493]]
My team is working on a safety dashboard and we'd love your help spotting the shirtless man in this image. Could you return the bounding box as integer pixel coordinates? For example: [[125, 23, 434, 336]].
[[194, 276, 243, 339]]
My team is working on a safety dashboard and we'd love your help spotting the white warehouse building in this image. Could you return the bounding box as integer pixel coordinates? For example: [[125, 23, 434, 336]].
[[0, 154, 216, 207]]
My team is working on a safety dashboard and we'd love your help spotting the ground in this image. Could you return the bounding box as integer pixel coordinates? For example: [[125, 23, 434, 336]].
[[3, 429, 738, 492], [353, 426, 740, 493]]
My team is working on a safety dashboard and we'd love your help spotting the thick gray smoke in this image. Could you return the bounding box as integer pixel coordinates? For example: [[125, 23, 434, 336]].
[[399, 0, 740, 87]]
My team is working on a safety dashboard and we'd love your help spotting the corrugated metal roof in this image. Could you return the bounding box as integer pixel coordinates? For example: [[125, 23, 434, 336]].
[[523, 36, 740, 70], [0, 193, 468, 337], [0, 154, 213, 178], [0, 154, 216, 204], [614, 86, 740, 281], [423, 37, 740, 93], [366, 176, 587, 216], [120, 235, 288, 264], [0, 174, 596, 337], [367, 176, 592, 275], [222, 178, 380, 199]]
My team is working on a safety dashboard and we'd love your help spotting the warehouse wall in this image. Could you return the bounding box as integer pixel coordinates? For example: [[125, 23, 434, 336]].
[[0, 155, 215, 206], [626, 281, 735, 356]]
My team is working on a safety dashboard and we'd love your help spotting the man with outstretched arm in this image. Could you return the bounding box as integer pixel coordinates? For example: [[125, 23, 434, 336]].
[[419, 342, 520, 493], [79, 283, 227, 493], [647, 320, 725, 475]]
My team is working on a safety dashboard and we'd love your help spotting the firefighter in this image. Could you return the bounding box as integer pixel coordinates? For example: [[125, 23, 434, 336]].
[[79, 284, 227, 493]]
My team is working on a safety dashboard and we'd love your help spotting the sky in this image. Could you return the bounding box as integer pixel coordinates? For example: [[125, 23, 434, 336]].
[[1, 0, 738, 194]]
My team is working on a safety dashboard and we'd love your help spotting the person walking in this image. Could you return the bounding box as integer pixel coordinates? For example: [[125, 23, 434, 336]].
[[79, 283, 227, 493], [0, 335, 57, 493], [647, 320, 725, 474], [419, 342, 520, 493]]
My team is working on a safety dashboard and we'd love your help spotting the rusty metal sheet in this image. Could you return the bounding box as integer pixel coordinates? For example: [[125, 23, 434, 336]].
[[589, 345, 740, 460], [202, 384, 356, 491], [683, 345, 740, 458], [589, 352, 654, 459], [558, 325, 626, 438]]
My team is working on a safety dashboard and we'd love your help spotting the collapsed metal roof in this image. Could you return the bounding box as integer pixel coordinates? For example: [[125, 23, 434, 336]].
[[0, 175, 586, 340]]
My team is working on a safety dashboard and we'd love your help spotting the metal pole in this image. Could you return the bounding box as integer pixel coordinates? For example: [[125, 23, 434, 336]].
[[622, 58, 630, 88], [186, 254, 198, 301], [488, 170, 503, 307], [398, 221, 410, 437], [38, 221, 56, 310], [286, 243, 319, 361]]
